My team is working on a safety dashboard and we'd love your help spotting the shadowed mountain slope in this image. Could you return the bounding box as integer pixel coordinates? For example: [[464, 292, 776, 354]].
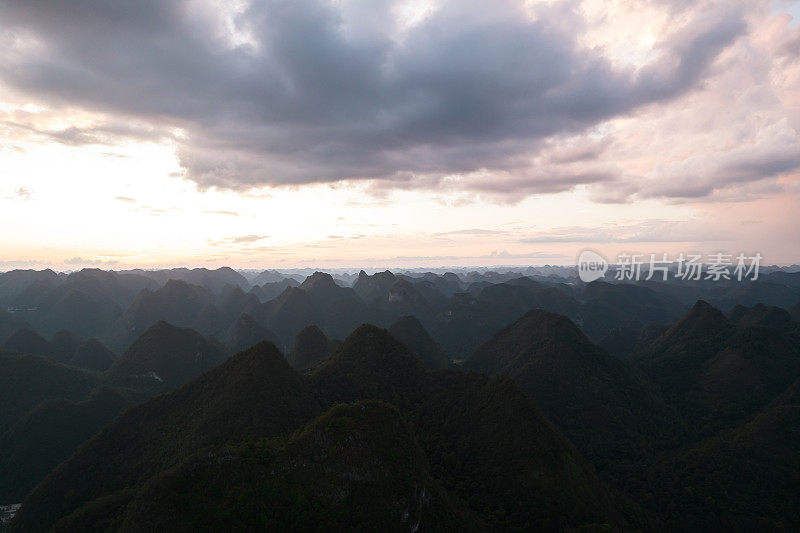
[[288, 324, 340, 369], [225, 312, 280, 354], [0, 352, 99, 433], [0, 387, 130, 504], [12, 342, 320, 532], [70, 338, 116, 372], [0, 309, 31, 345], [389, 315, 450, 370], [646, 378, 800, 531], [1, 328, 54, 359], [50, 330, 83, 363], [117, 401, 476, 532], [465, 309, 675, 467], [728, 303, 793, 327], [789, 301, 800, 321], [310, 325, 626, 530], [633, 300, 800, 431]]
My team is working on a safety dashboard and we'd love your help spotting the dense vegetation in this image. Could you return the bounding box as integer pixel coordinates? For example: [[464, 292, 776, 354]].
[[11, 329, 623, 531], [466, 309, 679, 471], [119, 401, 476, 532], [0, 387, 131, 502], [1, 266, 799, 531]]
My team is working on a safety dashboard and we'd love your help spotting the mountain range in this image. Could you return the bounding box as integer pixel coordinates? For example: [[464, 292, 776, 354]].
[[1, 266, 799, 530]]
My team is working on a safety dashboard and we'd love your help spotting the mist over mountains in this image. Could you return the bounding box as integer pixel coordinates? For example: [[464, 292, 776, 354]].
[[1, 265, 799, 531]]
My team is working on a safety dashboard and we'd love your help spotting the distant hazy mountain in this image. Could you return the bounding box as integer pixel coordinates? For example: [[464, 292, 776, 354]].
[[0, 269, 61, 307], [63, 269, 157, 307], [121, 266, 250, 293], [762, 270, 800, 287], [107, 279, 230, 352], [108, 321, 227, 391], [252, 277, 299, 301], [6, 269, 162, 338], [216, 284, 259, 319], [250, 269, 288, 285], [33, 285, 121, 338], [728, 303, 793, 327], [408, 271, 464, 297], [352, 270, 398, 303], [388, 315, 449, 370], [249, 272, 366, 348], [225, 312, 280, 354], [298, 272, 365, 335], [576, 280, 686, 341], [354, 271, 444, 323], [249, 286, 320, 351], [704, 280, 800, 311], [288, 325, 340, 369]]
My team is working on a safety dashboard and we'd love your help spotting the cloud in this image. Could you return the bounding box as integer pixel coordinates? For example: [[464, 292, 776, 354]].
[[518, 219, 726, 243], [0, 259, 42, 269], [3, 117, 170, 146], [3, 186, 32, 201], [435, 228, 507, 236], [325, 234, 368, 240], [211, 234, 270, 246], [388, 250, 567, 262], [64, 256, 119, 266], [202, 210, 240, 216], [0, 0, 746, 197], [14, 187, 31, 201], [114, 196, 136, 203], [642, 119, 800, 199]]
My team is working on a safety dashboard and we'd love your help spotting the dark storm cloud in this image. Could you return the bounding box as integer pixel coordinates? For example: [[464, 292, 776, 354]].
[[0, 0, 746, 194]]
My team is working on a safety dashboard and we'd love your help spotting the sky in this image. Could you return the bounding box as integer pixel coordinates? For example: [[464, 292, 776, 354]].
[[1, 0, 799, 270]]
